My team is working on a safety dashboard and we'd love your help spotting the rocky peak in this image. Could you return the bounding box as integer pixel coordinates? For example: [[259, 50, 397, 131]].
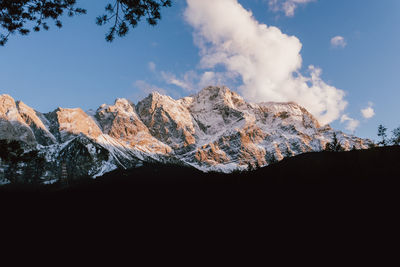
[[96, 98, 137, 130], [257, 101, 321, 129], [0, 94, 17, 119], [113, 98, 135, 112], [0, 94, 15, 104], [137, 92, 176, 113], [136, 92, 197, 149], [192, 86, 247, 111], [46, 107, 102, 143], [16, 101, 56, 146], [95, 98, 172, 155], [0, 90, 372, 181], [96, 98, 140, 131], [177, 96, 194, 109], [188, 87, 248, 137], [0, 95, 37, 146]]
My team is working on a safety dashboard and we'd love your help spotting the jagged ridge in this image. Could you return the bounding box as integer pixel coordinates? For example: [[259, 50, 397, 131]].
[[0, 86, 371, 185]]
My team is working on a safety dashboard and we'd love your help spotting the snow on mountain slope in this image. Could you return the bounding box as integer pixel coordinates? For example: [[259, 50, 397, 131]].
[[0, 87, 372, 183], [175, 86, 368, 171], [45, 107, 103, 143], [16, 101, 57, 146], [136, 92, 197, 149], [0, 94, 37, 146], [95, 98, 171, 155]]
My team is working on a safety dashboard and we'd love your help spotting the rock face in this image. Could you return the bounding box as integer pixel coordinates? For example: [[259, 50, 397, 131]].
[[0, 95, 36, 146], [95, 98, 171, 155], [136, 92, 196, 149], [46, 107, 103, 143], [16, 101, 57, 146], [0, 88, 372, 184]]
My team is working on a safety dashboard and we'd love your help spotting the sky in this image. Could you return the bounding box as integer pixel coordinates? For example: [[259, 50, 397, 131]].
[[0, 0, 399, 141]]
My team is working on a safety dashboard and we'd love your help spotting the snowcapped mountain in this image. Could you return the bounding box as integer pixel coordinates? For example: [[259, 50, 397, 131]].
[[0, 86, 371, 184]]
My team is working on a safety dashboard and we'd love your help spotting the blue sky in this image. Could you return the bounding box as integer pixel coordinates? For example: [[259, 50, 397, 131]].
[[0, 0, 399, 140]]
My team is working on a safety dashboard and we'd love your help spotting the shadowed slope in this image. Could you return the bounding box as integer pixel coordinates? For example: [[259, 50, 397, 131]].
[[35, 146, 400, 193]]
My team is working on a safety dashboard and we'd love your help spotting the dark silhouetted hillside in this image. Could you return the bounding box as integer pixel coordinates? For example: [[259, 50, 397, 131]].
[[2, 146, 399, 194], [59, 146, 400, 192]]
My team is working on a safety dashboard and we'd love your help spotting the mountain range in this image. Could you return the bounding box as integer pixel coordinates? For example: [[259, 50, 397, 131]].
[[0, 86, 371, 185]]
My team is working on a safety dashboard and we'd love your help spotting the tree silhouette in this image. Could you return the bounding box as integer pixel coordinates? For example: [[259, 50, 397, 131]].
[[21, 150, 46, 184], [377, 124, 388, 146], [0, 0, 86, 46], [0, 139, 47, 184], [0, 139, 24, 183], [368, 142, 377, 149], [325, 132, 344, 152], [96, 0, 172, 42], [391, 127, 400, 146], [0, 139, 24, 162], [0, 0, 172, 46]]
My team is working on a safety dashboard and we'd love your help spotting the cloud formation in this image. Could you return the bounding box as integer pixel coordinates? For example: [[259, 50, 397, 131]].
[[361, 102, 375, 119], [161, 71, 197, 92], [331, 36, 347, 48], [161, 70, 236, 92], [184, 0, 347, 125], [340, 115, 360, 133], [269, 0, 315, 17], [148, 61, 156, 72]]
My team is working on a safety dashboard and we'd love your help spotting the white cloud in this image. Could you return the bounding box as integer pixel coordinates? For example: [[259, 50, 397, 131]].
[[269, 0, 315, 17], [184, 0, 347, 125], [148, 61, 156, 72], [161, 70, 237, 93], [331, 36, 347, 48], [361, 102, 375, 119], [340, 115, 360, 133], [161, 71, 196, 92]]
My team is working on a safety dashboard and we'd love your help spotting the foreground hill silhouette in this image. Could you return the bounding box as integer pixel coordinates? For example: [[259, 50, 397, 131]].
[[2, 146, 399, 193], [2, 145, 395, 193]]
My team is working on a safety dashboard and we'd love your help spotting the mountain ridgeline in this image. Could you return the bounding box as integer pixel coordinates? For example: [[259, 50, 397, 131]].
[[0, 86, 371, 185]]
